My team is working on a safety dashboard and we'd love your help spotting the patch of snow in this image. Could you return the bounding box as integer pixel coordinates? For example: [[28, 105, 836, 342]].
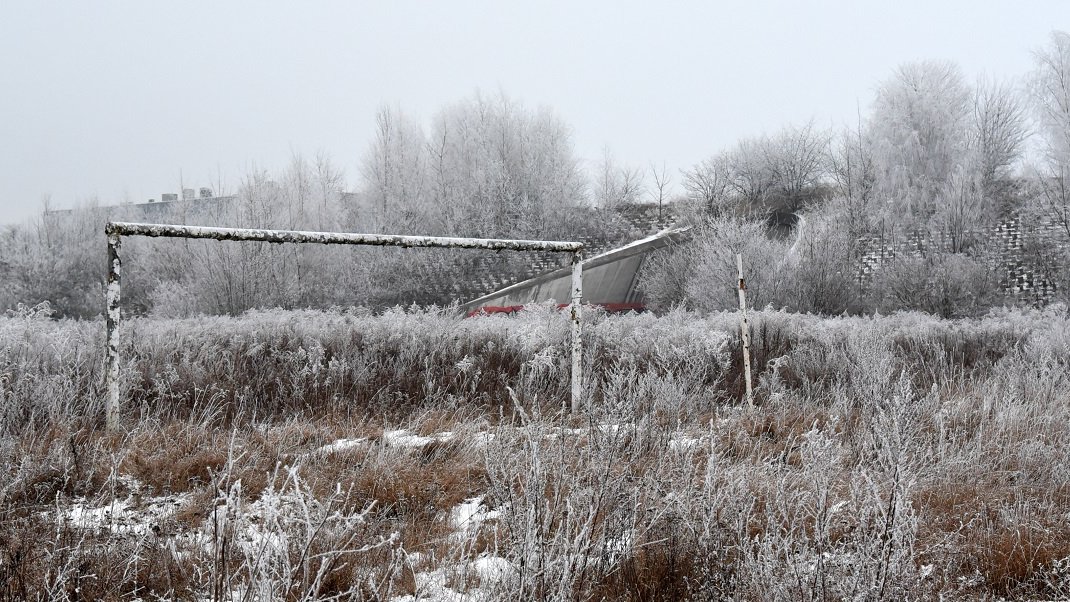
[[451, 496, 501, 537], [317, 437, 368, 454], [452, 497, 485, 530], [468, 555, 515, 586], [392, 568, 469, 602], [602, 528, 635, 562], [383, 429, 436, 448], [381, 429, 456, 448], [391, 554, 515, 602], [597, 423, 629, 436], [669, 435, 701, 451], [543, 426, 587, 440], [404, 550, 427, 567], [59, 492, 187, 537]]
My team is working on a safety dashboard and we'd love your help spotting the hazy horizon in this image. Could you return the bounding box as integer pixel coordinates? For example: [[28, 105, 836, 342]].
[[1, 0, 1066, 225]]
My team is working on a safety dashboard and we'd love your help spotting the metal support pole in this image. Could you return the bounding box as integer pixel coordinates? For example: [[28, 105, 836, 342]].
[[570, 251, 583, 413], [105, 229, 122, 431], [736, 253, 754, 407]]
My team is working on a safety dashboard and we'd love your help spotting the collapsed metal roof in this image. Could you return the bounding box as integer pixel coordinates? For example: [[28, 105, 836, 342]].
[[463, 226, 692, 311]]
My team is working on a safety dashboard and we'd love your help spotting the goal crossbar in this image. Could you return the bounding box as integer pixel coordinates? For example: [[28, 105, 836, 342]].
[[104, 222, 585, 252], [104, 222, 585, 431]]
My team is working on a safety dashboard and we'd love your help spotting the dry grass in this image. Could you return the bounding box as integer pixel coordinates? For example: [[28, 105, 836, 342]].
[[1, 304, 1069, 599]]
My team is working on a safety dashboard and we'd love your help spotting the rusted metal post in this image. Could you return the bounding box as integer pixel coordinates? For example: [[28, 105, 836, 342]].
[[569, 251, 583, 413], [736, 253, 754, 407], [105, 226, 122, 431]]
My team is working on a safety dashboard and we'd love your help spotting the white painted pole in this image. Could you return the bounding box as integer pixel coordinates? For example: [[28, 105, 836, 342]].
[[736, 253, 754, 407], [570, 251, 583, 413], [105, 229, 122, 431]]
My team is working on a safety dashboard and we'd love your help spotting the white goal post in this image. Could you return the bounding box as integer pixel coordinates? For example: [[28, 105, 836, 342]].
[[104, 221, 585, 431]]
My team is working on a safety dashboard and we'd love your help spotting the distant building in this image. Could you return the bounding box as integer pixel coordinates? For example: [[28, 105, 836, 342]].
[[43, 191, 238, 227]]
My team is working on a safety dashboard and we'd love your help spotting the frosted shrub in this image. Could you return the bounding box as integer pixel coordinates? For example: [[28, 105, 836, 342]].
[[592, 310, 731, 379], [1021, 303, 1070, 361], [783, 201, 862, 314], [483, 400, 710, 600], [147, 281, 201, 319], [207, 464, 394, 601], [505, 302, 573, 355], [685, 216, 790, 312], [869, 252, 1006, 318], [5, 301, 55, 320], [0, 315, 103, 431]]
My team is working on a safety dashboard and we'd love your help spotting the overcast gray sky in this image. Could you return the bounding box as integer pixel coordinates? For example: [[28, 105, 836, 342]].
[[0, 1, 1066, 224]]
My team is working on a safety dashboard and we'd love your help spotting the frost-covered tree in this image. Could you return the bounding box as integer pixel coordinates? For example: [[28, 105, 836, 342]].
[[352, 91, 591, 306], [785, 199, 861, 314], [971, 77, 1029, 207], [935, 165, 984, 252], [685, 216, 789, 312], [592, 147, 644, 210], [682, 151, 734, 217], [648, 161, 673, 227], [863, 62, 1029, 248], [869, 61, 972, 226], [729, 136, 775, 208], [431, 92, 587, 238], [371, 91, 587, 239], [1028, 31, 1070, 240], [763, 120, 830, 212], [359, 105, 429, 229], [686, 123, 828, 219], [1031, 31, 1070, 169], [0, 202, 106, 318], [129, 155, 357, 316], [828, 118, 877, 240]]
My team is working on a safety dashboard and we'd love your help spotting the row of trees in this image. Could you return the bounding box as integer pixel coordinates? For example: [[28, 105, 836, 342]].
[[644, 31, 1070, 317], [682, 60, 1032, 243], [683, 120, 831, 216], [2, 32, 1068, 319], [361, 93, 585, 239], [0, 154, 357, 318], [0, 94, 655, 317]]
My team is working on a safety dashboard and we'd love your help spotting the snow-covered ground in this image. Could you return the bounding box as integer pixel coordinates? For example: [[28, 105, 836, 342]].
[[51, 421, 718, 601]]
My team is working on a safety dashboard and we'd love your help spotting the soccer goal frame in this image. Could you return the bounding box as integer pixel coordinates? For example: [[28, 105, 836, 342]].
[[103, 221, 585, 431]]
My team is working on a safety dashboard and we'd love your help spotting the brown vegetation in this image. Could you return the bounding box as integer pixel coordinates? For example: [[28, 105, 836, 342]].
[[1, 305, 1069, 600]]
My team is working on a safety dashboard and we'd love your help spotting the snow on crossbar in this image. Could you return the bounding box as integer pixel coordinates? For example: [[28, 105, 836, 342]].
[[104, 222, 585, 431], [104, 222, 585, 252]]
